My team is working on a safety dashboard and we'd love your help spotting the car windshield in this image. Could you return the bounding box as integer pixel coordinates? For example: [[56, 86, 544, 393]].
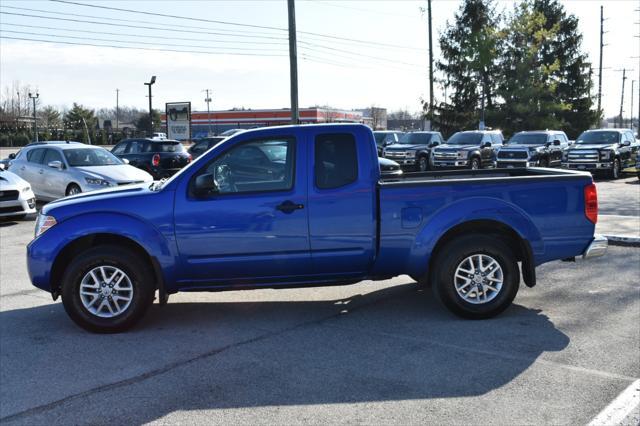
[[397, 133, 430, 144], [507, 134, 548, 145], [446, 132, 483, 145], [64, 148, 123, 166], [575, 131, 620, 144], [373, 133, 387, 146], [146, 142, 185, 153]]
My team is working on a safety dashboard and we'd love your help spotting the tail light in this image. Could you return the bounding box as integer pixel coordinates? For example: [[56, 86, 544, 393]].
[[187, 154, 192, 163], [584, 183, 598, 224], [152, 154, 160, 167]]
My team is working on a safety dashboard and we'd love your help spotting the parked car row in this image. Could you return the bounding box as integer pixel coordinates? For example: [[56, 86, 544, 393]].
[[377, 128, 639, 179]]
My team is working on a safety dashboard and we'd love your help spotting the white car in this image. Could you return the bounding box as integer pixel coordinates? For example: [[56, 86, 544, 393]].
[[9, 142, 154, 201], [0, 168, 36, 219]]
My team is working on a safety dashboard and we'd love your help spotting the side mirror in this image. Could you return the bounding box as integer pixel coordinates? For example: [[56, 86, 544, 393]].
[[8, 153, 16, 159], [621, 140, 631, 147], [429, 141, 439, 147], [47, 160, 63, 170], [482, 141, 492, 148], [122, 158, 130, 164], [194, 173, 218, 197], [0, 163, 5, 170], [553, 140, 561, 146]]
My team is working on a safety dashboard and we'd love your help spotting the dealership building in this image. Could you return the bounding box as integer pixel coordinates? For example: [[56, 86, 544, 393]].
[[161, 107, 384, 139]]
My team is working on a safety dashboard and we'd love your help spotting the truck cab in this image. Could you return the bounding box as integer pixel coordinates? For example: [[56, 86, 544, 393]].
[[432, 130, 503, 170]]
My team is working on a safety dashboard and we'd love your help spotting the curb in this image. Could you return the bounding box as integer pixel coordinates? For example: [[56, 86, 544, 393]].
[[602, 234, 640, 247]]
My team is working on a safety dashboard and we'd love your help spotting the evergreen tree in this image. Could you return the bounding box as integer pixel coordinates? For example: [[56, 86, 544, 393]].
[[435, 0, 501, 134]]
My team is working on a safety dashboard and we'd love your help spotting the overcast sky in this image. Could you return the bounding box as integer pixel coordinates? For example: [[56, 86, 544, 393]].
[[1, 0, 638, 118]]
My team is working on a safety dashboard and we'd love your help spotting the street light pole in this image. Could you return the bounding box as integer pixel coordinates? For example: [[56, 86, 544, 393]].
[[28, 92, 39, 142], [116, 88, 120, 133], [204, 89, 212, 136], [144, 76, 156, 136]]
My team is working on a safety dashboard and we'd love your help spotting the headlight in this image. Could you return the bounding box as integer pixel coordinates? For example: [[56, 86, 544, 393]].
[[600, 151, 611, 160], [457, 150, 468, 159], [85, 177, 111, 186], [34, 214, 56, 238], [22, 186, 31, 193]]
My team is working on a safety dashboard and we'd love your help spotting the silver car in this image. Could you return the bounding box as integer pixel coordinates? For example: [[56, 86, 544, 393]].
[[9, 142, 153, 201]]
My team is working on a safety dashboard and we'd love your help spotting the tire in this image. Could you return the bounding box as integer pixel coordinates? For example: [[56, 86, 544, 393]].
[[610, 158, 620, 179], [61, 245, 155, 333], [431, 234, 519, 319], [538, 158, 548, 168], [418, 156, 429, 172], [470, 157, 481, 170], [66, 183, 82, 196]]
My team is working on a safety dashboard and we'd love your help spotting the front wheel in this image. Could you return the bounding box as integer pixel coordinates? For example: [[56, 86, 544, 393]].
[[610, 158, 620, 179], [418, 156, 429, 172], [431, 235, 519, 319], [469, 157, 481, 170], [61, 245, 155, 333], [66, 184, 82, 196]]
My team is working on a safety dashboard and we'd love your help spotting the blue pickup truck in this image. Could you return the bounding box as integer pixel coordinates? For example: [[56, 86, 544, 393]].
[[27, 124, 607, 333]]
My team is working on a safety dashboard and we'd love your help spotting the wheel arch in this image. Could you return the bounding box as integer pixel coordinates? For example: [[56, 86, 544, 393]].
[[50, 233, 165, 299]]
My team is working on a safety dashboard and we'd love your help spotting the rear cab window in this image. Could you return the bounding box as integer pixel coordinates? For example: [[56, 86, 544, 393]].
[[146, 141, 185, 153], [315, 133, 358, 190]]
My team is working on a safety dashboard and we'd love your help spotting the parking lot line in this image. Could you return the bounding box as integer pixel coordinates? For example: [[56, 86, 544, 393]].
[[588, 379, 640, 425]]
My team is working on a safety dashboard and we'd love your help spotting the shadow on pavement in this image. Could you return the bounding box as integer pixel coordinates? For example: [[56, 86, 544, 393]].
[[0, 283, 570, 423]]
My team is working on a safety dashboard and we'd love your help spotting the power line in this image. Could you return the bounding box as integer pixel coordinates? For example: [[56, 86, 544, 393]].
[[0, 30, 289, 52], [49, 0, 425, 51], [0, 35, 288, 57], [299, 40, 424, 68]]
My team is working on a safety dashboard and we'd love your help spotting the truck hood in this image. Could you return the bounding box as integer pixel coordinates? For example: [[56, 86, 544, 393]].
[[385, 144, 427, 151], [74, 165, 153, 183], [569, 144, 613, 150], [435, 144, 477, 151], [501, 144, 542, 151], [42, 182, 154, 216]]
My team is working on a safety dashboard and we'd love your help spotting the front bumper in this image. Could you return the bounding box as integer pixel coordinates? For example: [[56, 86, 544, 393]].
[[563, 162, 612, 171], [432, 159, 469, 168], [0, 192, 36, 217], [496, 160, 537, 168], [582, 235, 608, 259]]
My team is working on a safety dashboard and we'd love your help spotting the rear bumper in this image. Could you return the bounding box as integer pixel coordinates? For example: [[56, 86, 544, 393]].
[[582, 234, 608, 259]]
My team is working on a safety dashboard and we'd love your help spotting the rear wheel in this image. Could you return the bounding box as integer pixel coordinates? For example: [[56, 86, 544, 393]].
[[431, 235, 519, 319], [61, 245, 155, 333]]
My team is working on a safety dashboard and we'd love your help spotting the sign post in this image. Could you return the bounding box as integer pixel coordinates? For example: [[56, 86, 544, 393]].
[[165, 102, 191, 141]]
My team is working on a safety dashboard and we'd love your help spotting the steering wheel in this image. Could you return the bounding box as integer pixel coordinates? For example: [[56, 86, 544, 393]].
[[215, 164, 237, 192]]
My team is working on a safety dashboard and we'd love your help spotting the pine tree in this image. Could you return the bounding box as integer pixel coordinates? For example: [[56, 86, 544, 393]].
[[435, 0, 501, 135]]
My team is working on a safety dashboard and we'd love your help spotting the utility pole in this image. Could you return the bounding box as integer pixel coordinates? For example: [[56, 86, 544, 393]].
[[287, 0, 299, 125], [115, 89, 119, 133], [597, 5, 604, 116], [144, 76, 156, 136], [631, 80, 636, 131], [618, 68, 627, 128], [204, 89, 212, 136], [28, 92, 39, 142], [428, 0, 434, 129]]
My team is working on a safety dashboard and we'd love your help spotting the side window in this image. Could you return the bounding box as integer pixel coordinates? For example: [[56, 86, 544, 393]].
[[126, 141, 142, 154], [490, 134, 502, 145], [26, 148, 46, 164], [112, 142, 128, 155], [198, 137, 295, 195], [315, 133, 358, 190], [482, 135, 492, 145], [42, 149, 63, 166]]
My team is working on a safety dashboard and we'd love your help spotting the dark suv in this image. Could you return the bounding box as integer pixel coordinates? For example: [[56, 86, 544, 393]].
[[562, 129, 639, 179], [497, 130, 569, 168], [373, 131, 404, 157], [432, 130, 504, 170], [383, 131, 444, 171], [188, 137, 226, 159], [111, 138, 191, 179]]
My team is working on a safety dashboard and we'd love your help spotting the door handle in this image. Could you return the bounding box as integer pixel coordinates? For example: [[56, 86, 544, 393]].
[[38, 169, 44, 174], [20, 166, 25, 171], [276, 200, 304, 214]]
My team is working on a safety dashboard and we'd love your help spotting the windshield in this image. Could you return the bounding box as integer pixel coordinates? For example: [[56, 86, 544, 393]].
[[446, 132, 483, 145], [374, 133, 387, 146], [64, 148, 123, 166], [398, 133, 430, 145], [507, 134, 547, 145], [575, 131, 620, 145], [146, 142, 185, 153]]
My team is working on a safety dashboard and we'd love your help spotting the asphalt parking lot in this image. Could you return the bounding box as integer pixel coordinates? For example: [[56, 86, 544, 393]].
[[0, 176, 638, 425]]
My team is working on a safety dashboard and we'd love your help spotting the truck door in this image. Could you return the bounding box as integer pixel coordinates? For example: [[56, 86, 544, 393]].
[[307, 129, 377, 277], [173, 133, 311, 284]]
